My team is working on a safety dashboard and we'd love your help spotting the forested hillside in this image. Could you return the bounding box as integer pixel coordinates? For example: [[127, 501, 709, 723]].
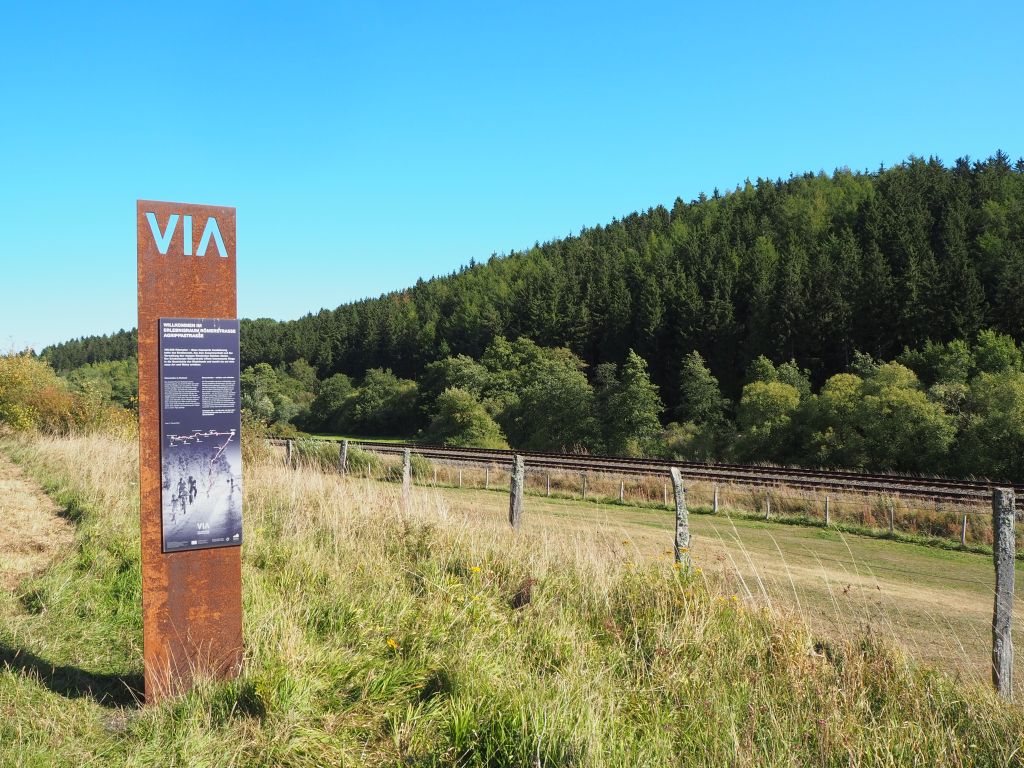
[[45, 153, 1024, 399], [36, 153, 1024, 479]]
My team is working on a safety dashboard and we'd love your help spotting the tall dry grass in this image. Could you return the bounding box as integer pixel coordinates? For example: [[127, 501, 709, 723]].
[[1, 432, 1022, 767]]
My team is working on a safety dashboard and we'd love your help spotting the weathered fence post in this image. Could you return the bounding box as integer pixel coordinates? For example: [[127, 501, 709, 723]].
[[582, 474, 587, 500], [992, 488, 1015, 699], [509, 455, 524, 530], [459, 468, 463, 488], [670, 468, 689, 565], [433, 466, 437, 485], [339, 439, 349, 476], [713, 485, 719, 514], [619, 481, 625, 503], [285, 439, 293, 468], [402, 448, 412, 508], [824, 494, 830, 526], [663, 482, 668, 507], [546, 473, 551, 497], [765, 494, 771, 521], [485, 467, 490, 490], [888, 501, 895, 536], [961, 512, 968, 547]]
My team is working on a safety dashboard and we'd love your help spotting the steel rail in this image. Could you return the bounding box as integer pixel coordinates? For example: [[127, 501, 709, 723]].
[[269, 437, 1023, 507]]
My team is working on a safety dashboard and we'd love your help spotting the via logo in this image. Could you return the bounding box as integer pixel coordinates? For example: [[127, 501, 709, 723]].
[[145, 212, 228, 257]]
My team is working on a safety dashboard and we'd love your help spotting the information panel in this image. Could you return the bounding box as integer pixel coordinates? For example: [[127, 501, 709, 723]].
[[158, 318, 243, 553]]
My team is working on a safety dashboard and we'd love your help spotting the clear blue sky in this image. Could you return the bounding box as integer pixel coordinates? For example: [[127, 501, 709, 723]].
[[1, 1, 1021, 352]]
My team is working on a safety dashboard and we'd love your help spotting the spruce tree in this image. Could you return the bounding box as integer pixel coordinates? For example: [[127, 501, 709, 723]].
[[603, 350, 664, 457]]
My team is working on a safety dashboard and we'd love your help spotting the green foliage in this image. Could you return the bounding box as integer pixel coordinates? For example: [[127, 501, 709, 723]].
[[804, 373, 869, 468], [973, 329, 1023, 374], [746, 356, 810, 398], [345, 446, 382, 476], [424, 388, 509, 449], [63, 359, 138, 410], [410, 337, 604, 453], [775, 360, 812, 399], [34, 154, 1024, 478], [899, 339, 974, 385], [745, 355, 778, 385], [39, 328, 137, 372], [0, 353, 134, 436], [306, 373, 354, 431], [499, 352, 600, 452], [958, 371, 1024, 481], [45, 154, 1024, 414], [599, 350, 663, 456], [856, 368, 956, 473], [342, 368, 418, 436], [657, 420, 731, 462], [293, 438, 342, 471], [417, 355, 491, 420], [676, 351, 728, 426], [240, 361, 317, 427], [287, 358, 320, 393], [736, 381, 801, 461]]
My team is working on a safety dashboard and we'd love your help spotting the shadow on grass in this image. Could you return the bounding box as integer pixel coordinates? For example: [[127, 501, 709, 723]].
[[0, 643, 143, 708]]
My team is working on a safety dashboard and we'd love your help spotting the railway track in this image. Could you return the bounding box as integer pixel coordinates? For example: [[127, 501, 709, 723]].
[[271, 437, 1023, 509]]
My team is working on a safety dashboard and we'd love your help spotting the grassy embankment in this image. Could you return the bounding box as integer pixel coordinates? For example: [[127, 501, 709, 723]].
[[1, 433, 1023, 766], [292, 440, 1024, 693], [294, 437, 1013, 557]]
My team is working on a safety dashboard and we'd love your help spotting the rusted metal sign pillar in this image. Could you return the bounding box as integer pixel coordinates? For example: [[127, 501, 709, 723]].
[[137, 200, 243, 700]]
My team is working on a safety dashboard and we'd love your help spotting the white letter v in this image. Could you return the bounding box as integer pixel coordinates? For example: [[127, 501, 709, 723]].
[[145, 212, 179, 254]]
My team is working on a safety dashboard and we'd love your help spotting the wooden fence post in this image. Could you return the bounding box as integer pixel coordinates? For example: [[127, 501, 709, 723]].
[[485, 467, 490, 490], [459, 468, 463, 488], [402, 448, 412, 508], [713, 485, 719, 514], [546, 473, 550, 497], [285, 439, 293, 468], [339, 439, 348, 476], [509, 455, 524, 530], [992, 488, 1016, 699], [961, 512, 968, 547], [765, 495, 771, 521], [663, 482, 668, 507], [670, 468, 689, 565], [433, 466, 437, 485], [619, 481, 625, 503], [824, 494, 830, 526], [582, 474, 587, 500], [888, 501, 895, 536]]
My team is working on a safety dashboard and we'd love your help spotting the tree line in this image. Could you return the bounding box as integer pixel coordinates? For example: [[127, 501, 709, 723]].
[[35, 152, 1024, 478], [231, 328, 1024, 482]]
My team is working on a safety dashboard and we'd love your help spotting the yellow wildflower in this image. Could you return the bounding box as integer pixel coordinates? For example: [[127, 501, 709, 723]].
[[386, 637, 399, 650]]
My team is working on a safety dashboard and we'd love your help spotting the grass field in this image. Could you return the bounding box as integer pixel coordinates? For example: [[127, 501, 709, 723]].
[[2, 433, 1023, 766], [409, 481, 1024, 693]]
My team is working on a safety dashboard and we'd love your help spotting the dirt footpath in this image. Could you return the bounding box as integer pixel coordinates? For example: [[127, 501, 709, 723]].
[[0, 452, 73, 590]]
